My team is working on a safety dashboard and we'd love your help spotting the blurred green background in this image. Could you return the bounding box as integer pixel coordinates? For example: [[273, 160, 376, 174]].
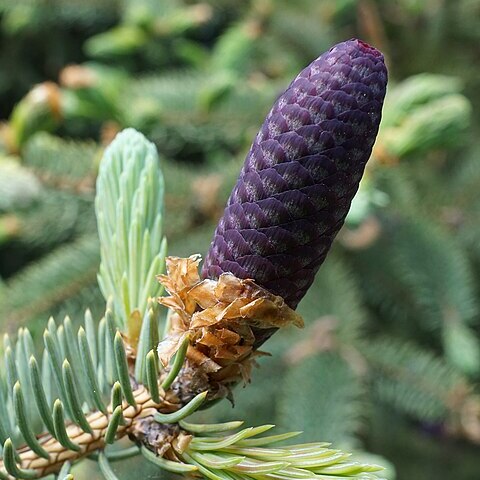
[[1, 0, 480, 479]]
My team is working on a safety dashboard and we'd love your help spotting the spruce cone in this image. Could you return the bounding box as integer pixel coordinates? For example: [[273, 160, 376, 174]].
[[203, 39, 387, 331]]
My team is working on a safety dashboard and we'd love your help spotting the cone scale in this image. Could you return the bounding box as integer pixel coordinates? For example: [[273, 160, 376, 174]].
[[203, 39, 387, 324]]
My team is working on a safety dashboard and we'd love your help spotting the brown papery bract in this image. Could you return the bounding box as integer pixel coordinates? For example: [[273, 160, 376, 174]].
[[157, 255, 303, 395]]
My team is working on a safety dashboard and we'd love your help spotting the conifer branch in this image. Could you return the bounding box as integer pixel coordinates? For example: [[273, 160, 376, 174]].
[[0, 49, 392, 478]]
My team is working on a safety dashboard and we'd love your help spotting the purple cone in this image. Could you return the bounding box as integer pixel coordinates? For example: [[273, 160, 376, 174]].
[[203, 39, 387, 313]]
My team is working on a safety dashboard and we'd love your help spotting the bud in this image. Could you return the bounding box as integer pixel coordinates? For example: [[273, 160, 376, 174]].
[[7, 82, 61, 153]]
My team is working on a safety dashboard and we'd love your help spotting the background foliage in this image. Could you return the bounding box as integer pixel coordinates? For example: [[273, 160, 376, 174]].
[[0, 0, 480, 479]]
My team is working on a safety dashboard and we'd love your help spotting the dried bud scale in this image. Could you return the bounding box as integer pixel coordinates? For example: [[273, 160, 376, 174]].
[[203, 39, 387, 311]]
